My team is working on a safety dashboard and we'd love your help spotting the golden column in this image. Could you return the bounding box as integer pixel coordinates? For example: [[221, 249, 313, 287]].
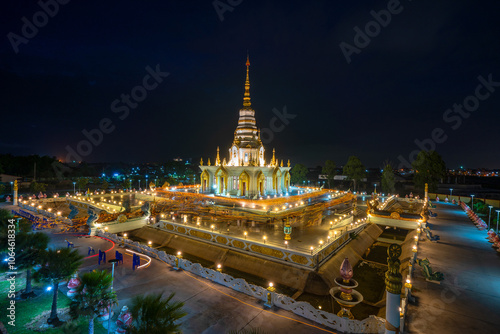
[[385, 244, 402, 334]]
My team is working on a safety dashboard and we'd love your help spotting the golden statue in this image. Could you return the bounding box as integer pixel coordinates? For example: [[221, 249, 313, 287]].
[[208, 158, 211, 166], [200, 158, 203, 166], [280, 160, 283, 167], [287, 159, 290, 167]]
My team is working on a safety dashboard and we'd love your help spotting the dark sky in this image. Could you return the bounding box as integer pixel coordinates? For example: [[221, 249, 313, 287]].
[[1, 0, 500, 169]]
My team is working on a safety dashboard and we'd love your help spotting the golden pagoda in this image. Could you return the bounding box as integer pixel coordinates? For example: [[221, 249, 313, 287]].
[[199, 56, 291, 197]]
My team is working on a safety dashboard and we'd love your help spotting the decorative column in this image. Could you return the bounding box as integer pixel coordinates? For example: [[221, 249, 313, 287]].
[[13, 180, 18, 206], [283, 218, 292, 240], [385, 244, 402, 334]]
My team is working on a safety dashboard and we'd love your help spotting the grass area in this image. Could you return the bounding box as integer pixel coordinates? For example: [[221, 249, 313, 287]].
[[353, 262, 386, 304], [363, 245, 388, 264], [0, 274, 107, 333]]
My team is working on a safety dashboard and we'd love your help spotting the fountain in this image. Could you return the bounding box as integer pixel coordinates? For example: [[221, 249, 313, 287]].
[[329, 257, 363, 319]]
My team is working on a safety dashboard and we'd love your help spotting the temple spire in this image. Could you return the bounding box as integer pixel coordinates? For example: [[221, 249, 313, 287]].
[[243, 55, 251, 108], [216, 146, 221, 166]]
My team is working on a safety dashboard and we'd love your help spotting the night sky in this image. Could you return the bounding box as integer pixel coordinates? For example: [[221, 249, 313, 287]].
[[1, 0, 500, 169]]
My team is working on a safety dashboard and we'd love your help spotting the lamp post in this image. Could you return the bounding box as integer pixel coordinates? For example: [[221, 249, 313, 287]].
[[129, 179, 132, 191], [139, 179, 141, 190], [488, 206, 493, 230], [374, 183, 377, 194], [471, 195, 475, 212], [107, 258, 119, 334], [449, 188, 453, 198], [73, 182, 76, 194], [496, 210, 500, 234], [10, 181, 13, 193]]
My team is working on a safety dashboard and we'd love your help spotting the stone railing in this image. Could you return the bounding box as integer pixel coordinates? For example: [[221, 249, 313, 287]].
[[97, 230, 385, 333], [152, 220, 367, 269], [17, 202, 73, 224]]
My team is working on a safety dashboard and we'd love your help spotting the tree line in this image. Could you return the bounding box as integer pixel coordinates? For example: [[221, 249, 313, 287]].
[[290, 150, 446, 194]]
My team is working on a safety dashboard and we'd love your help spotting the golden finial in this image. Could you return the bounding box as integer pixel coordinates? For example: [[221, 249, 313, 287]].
[[280, 160, 283, 167], [258, 129, 261, 141], [222, 158, 226, 166], [287, 159, 290, 167], [216, 146, 221, 166], [208, 158, 211, 166], [200, 158, 203, 166], [243, 55, 251, 108], [271, 148, 276, 166]]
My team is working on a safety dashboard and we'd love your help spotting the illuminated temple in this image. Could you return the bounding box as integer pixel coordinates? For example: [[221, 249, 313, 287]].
[[200, 57, 291, 197]]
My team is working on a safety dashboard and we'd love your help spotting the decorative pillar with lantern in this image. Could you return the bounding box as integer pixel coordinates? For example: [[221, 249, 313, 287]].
[[13, 180, 18, 206], [264, 282, 276, 308], [385, 244, 403, 334], [283, 218, 292, 240]]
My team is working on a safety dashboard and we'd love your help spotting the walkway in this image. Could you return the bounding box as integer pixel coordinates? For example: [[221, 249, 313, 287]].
[[406, 203, 500, 334]]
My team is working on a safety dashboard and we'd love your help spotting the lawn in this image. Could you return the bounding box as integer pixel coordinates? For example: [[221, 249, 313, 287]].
[[0, 273, 107, 333], [352, 262, 386, 304], [363, 245, 389, 264]]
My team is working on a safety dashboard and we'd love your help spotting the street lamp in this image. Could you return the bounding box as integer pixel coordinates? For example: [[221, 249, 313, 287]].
[[73, 182, 76, 194], [471, 195, 475, 212], [139, 179, 141, 190], [107, 258, 120, 334], [374, 183, 377, 194], [488, 206, 493, 230], [449, 188, 453, 198], [129, 179, 132, 191], [10, 181, 13, 193]]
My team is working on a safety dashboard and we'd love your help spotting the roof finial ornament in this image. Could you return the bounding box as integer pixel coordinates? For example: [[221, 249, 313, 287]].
[[243, 54, 251, 108], [216, 146, 221, 166]]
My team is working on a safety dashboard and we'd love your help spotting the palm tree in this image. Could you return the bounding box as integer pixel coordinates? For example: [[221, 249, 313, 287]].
[[35, 247, 83, 326], [129, 292, 187, 334], [17, 232, 50, 298], [70, 270, 118, 334]]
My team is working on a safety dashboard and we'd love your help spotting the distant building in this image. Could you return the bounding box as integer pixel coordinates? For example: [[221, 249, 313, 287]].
[[199, 57, 291, 197], [0, 174, 22, 183]]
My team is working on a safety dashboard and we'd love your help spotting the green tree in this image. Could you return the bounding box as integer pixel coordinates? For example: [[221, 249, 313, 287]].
[[17, 232, 50, 298], [122, 179, 132, 190], [412, 150, 446, 193], [290, 164, 308, 185], [30, 181, 48, 193], [343, 156, 366, 191], [321, 160, 337, 189], [129, 292, 187, 334], [70, 270, 118, 334], [76, 177, 89, 193], [35, 248, 83, 325], [381, 164, 396, 194]]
